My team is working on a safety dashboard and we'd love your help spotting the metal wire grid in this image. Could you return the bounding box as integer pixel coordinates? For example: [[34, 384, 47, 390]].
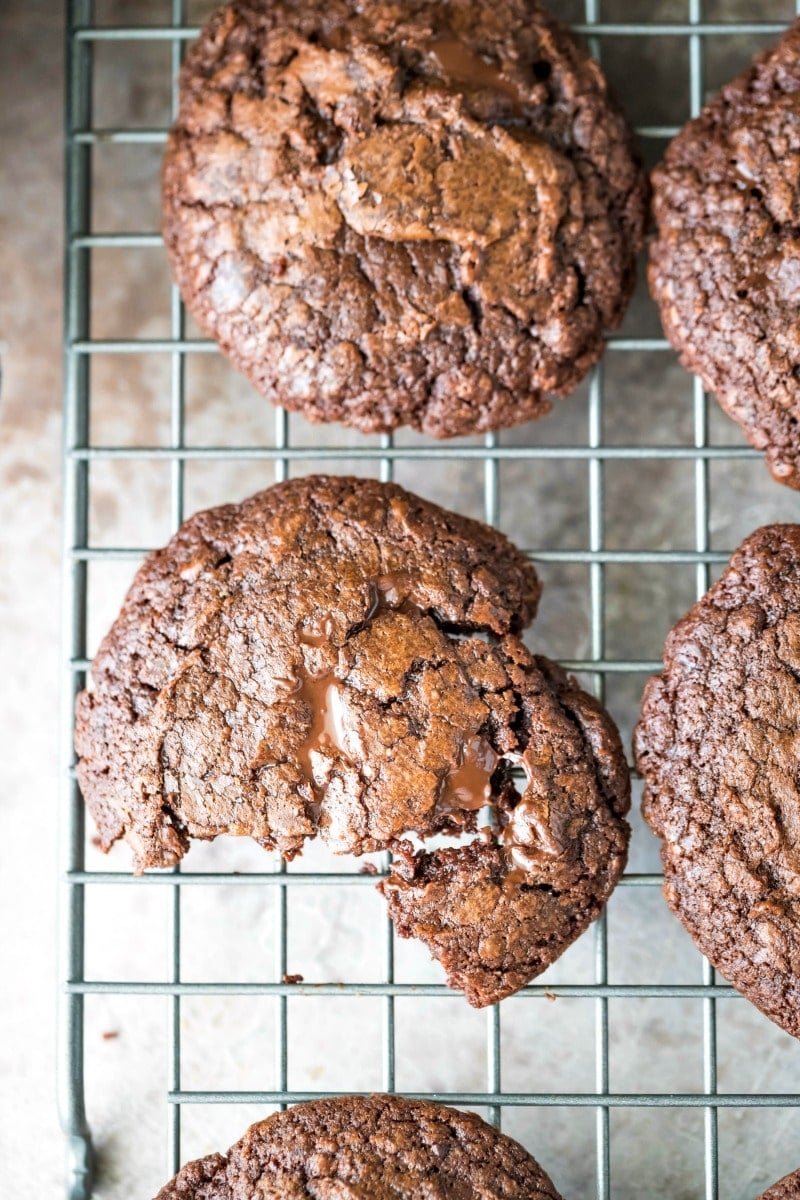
[[60, 3, 800, 1199]]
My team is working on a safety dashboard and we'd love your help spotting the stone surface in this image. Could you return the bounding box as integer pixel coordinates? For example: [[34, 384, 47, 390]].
[[5, 1, 800, 1198]]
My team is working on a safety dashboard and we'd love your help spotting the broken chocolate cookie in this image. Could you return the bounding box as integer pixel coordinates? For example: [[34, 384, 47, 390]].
[[76, 476, 630, 1006]]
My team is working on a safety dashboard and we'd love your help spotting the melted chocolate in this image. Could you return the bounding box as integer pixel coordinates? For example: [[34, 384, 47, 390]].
[[502, 865, 529, 889], [292, 586, 505, 835], [371, 573, 425, 617], [293, 584, 418, 797], [298, 614, 335, 648], [436, 735, 498, 818], [499, 780, 566, 888], [295, 669, 352, 792], [731, 157, 756, 186], [427, 34, 523, 105]]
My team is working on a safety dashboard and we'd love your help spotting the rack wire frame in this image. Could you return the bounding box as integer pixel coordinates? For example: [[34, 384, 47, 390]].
[[59, 3, 800, 1199]]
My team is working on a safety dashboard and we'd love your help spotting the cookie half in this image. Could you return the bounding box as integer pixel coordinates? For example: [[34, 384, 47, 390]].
[[76, 476, 630, 1006], [162, 0, 647, 437], [152, 1095, 565, 1199], [760, 1168, 800, 1200], [650, 21, 800, 488], [635, 525, 800, 1037]]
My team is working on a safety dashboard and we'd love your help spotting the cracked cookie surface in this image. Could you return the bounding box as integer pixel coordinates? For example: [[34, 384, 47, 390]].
[[152, 1095, 565, 1199], [162, 0, 647, 437], [635, 526, 800, 1038], [650, 20, 800, 489], [76, 475, 630, 1006], [761, 1168, 800, 1200]]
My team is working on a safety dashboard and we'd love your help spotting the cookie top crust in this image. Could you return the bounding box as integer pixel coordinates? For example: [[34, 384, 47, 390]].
[[162, 0, 647, 437], [152, 1095, 566, 1200], [650, 20, 800, 488], [635, 525, 800, 1037], [76, 475, 630, 1005]]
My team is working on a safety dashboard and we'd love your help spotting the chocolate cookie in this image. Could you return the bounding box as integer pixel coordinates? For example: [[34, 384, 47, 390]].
[[76, 476, 630, 1006], [760, 1168, 800, 1200], [162, 0, 647, 438], [635, 525, 800, 1037], [650, 21, 800, 489], [152, 1095, 565, 1199]]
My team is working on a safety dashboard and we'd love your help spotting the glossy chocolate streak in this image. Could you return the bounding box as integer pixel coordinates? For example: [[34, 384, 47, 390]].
[[436, 735, 498, 818], [297, 615, 334, 649], [499, 762, 568, 887], [502, 795, 564, 863], [295, 671, 351, 790], [370, 573, 422, 616], [292, 578, 420, 797], [427, 34, 524, 105]]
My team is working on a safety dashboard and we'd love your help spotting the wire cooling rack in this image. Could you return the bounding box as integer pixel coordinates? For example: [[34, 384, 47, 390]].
[[61, 3, 800, 1199]]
